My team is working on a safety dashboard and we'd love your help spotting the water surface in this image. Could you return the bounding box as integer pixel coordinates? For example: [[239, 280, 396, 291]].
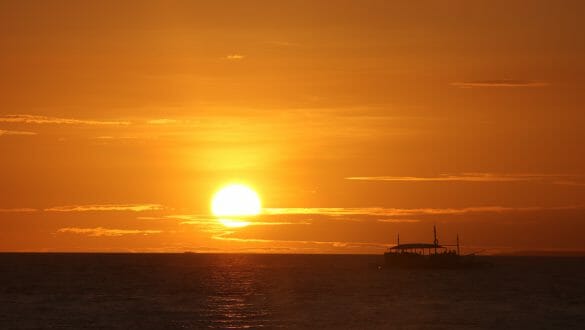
[[1, 253, 583, 329]]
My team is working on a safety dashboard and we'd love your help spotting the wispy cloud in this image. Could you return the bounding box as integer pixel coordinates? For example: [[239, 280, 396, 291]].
[[163, 214, 310, 226], [264, 205, 583, 217], [346, 173, 585, 185], [93, 136, 138, 140], [267, 41, 301, 47], [377, 219, 420, 223], [147, 118, 180, 125], [45, 204, 163, 212], [57, 227, 162, 237], [0, 208, 37, 212], [553, 181, 585, 187], [225, 54, 244, 61], [451, 80, 549, 88], [212, 232, 388, 250], [0, 115, 130, 125], [0, 129, 37, 136], [181, 220, 310, 226]]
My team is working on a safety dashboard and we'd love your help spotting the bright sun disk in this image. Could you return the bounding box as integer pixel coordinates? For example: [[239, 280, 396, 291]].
[[211, 184, 262, 217]]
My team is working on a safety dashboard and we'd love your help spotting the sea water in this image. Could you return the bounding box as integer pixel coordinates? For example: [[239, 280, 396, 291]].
[[0, 253, 583, 329]]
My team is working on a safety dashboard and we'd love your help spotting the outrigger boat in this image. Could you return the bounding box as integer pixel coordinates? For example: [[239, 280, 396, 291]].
[[381, 226, 488, 269]]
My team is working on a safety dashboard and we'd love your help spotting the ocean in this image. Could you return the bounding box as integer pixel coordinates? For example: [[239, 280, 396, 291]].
[[0, 253, 583, 329]]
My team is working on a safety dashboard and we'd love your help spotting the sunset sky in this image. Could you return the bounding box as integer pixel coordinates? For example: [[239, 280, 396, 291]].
[[1, 0, 584, 254]]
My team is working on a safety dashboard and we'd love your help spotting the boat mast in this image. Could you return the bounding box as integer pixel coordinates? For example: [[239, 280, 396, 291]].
[[456, 234, 460, 256], [433, 225, 438, 254]]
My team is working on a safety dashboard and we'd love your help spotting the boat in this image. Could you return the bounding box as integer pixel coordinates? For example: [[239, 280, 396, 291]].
[[381, 226, 487, 269]]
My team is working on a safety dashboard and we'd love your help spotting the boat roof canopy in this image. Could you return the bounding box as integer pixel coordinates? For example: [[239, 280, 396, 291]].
[[390, 243, 444, 250]]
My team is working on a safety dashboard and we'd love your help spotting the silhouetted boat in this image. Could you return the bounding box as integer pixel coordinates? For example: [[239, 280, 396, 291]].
[[380, 226, 488, 269]]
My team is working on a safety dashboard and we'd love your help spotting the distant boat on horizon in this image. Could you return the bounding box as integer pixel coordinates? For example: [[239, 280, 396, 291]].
[[380, 226, 490, 269]]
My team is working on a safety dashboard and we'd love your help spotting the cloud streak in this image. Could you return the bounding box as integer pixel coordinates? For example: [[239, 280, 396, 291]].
[[377, 219, 420, 223], [264, 205, 583, 217], [0, 115, 130, 126], [45, 204, 163, 212], [147, 118, 180, 125], [451, 80, 549, 88], [212, 232, 388, 250], [162, 214, 311, 226], [225, 54, 244, 60], [0, 208, 37, 212], [346, 173, 585, 185], [0, 129, 37, 136], [57, 227, 162, 237]]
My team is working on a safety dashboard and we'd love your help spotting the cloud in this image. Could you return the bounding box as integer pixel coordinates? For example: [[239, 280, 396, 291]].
[[264, 205, 583, 217], [92, 136, 140, 143], [180, 219, 310, 226], [451, 80, 549, 88], [551, 180, 585, 187], [57, 227, 162, 237], [0, 114, 130, 125], [160, 214, 218, 225], [377, 219, 420, 223], [163, 214, 310, 226], [212, 231, 388, 250], [147, 118, 179, 125], [45, 204, 163, 212], [225, 54, 244, 60], [0, 129, 37, 136], [346, 173, 585, 185], [0, 208, 37, 212]]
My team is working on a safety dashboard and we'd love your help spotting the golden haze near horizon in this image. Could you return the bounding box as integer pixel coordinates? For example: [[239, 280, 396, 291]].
[[1, 0, 585, 254]]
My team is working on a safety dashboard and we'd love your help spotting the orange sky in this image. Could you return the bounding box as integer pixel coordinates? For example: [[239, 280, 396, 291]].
[[1, 0, 585, 254]]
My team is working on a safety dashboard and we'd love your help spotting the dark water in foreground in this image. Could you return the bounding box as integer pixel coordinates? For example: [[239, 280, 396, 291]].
[[0, 254, 584, 329]]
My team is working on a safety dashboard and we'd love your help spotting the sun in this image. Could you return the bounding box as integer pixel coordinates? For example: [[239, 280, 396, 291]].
[[211, 184, 261, 218]]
